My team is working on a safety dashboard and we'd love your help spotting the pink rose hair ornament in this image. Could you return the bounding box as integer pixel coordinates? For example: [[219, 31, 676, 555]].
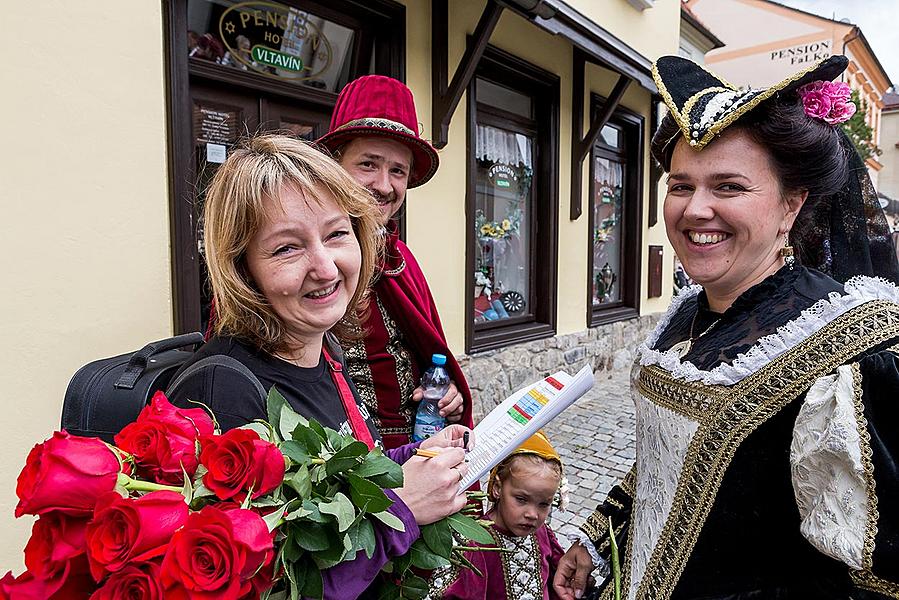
[[797, 80, 857, 124]]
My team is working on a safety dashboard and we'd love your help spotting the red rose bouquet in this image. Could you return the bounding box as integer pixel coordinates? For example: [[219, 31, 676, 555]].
[[2, 390, 492, 600]]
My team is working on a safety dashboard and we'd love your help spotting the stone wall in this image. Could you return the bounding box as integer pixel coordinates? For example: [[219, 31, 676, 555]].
[[457, 315, 660, 421]]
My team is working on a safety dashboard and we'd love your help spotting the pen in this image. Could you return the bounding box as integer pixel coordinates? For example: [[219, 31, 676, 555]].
[[463, 431, 470, 450], [413, 448, 441, 458]]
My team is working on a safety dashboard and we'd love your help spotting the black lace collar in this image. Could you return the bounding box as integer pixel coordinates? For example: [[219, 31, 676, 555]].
[[656, 266, 842, 371]]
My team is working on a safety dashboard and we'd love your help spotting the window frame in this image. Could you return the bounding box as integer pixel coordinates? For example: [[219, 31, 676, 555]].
[[164, 0, 405, 334], [465, 45, 559, 353], [587, 94, 643, 327]]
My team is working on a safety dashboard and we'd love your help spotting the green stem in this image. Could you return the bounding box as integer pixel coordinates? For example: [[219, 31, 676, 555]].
[[117, 473, 182, 494], [454, 546, 510, 552]]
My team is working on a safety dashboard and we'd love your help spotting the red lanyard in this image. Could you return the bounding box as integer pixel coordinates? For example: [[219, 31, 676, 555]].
[[321, 345, 375, 450]]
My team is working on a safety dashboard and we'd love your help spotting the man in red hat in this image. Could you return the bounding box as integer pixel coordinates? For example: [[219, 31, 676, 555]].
[[317, 75, 473, 450]]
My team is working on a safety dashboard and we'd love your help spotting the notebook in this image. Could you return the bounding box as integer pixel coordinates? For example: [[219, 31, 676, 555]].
[[459, 364, 595, 492]]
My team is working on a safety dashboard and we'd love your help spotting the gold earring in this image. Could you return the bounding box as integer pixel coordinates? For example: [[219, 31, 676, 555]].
[[780, 233, 795, 270]]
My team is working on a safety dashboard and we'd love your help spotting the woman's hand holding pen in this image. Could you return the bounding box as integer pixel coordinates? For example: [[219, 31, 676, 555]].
[[419, 424, 474, 451], [396, 447, 469, 525]]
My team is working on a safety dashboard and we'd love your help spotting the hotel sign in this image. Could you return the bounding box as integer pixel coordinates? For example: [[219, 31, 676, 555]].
[[218, 1, 332, 81], [770, 40, 832, 65]]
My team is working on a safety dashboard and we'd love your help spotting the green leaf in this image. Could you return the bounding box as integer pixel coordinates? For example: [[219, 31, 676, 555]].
[[285, 465, 312, 500], [326, 428, 348, 450], [294, 521, 331, 551], [283, 530, 303, 562], [372, 510, 405, 532], [353, 455, 404, 488], [280, 440, 310, 465], [399, 573, 430, 599], [279, 401, 307, 441], [350, 518, 376, 559], [310, 529, 347, 569], [302, 500, 329, 523], [319, 492, 355, 532], [421, 518, 454, 558], [180, 465, 194, 504], [347, 473, 392, 514], [307, 419, 329, 443], [291, 424, 323, 455], [239, 420, 274, 442], [266, 387, 289, 442], [288, 562, 303, 600], [262, 503, 287, 532], [446, 512, 494, 545], [325, 441, 368, 476], [284, 506, 312, 521], [301, 563, 323, 600], [409, 539, 452, 570]]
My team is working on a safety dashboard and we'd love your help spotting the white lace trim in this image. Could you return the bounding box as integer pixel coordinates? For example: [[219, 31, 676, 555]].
[[627, 394, 699, 600], [638, 276, 899, 386], [790, 366, 868, 570], [568, 530, 610, 577]]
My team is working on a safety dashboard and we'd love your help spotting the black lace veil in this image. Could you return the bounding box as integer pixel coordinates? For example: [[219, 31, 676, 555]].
[[792, 129, 899, 284]]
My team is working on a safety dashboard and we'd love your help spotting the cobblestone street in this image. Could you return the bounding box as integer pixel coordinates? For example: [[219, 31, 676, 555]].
[[542, 366, 636, 548]]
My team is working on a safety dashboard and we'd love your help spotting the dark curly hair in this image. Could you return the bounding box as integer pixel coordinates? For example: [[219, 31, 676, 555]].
[[651, 93, 850, 261]]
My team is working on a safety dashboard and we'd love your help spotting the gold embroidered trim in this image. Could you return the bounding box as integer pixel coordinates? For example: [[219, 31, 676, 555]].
[[619, 466, 637, 497], [582, 509, 609, 542], [343, 322, 381, 429], [581, 467, 635, 544], [851, 362, 879, 572], [637, 368, 722, 421], [851, 570, 899, 598], [382, 257, 406, 276], [633, 300, 899, 600], [493, 526, 543, 600]]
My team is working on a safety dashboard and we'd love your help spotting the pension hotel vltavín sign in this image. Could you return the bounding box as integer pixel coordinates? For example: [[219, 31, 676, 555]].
[[218, 1, 332, 81]]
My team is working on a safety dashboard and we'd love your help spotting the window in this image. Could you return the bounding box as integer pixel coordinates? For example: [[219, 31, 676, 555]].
[[466, 46, 559, 352], [588, 98, 643, 326]]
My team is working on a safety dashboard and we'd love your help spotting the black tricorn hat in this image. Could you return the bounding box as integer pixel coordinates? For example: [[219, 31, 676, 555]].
[[652, 54, 849, 152]]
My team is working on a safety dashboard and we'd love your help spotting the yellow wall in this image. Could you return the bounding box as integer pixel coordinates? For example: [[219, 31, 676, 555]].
[[0, 2, 172, 570], [403, 0, 677, 351]]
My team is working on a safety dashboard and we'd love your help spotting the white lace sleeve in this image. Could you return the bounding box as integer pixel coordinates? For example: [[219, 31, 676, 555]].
[[790, 364, 874, 571], [567, 530, 610, 577]]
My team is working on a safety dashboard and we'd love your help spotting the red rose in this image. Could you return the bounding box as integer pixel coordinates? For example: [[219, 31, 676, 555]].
[[0, 567, 94, 600], [160, 506, 274, 600], [115, 391, 214, 485], [89, 562, 163, 600], [15, 431, 124, 517], [86, 490, 188, 581], [199, 429, 285, 501], [24, 512, 89, 581]]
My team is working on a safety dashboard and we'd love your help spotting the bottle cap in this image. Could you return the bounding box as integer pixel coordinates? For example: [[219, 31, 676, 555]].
[[431, 353, 447, 366]]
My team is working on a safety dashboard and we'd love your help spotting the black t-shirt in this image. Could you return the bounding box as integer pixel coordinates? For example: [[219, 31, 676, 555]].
[[167, 335, 381, 441]]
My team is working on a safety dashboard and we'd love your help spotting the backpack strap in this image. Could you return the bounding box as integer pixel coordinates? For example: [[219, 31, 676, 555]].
[[166, 354, 266, 403]]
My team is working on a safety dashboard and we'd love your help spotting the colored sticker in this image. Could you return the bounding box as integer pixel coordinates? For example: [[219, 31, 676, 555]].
[[545, 376, 564, 390]]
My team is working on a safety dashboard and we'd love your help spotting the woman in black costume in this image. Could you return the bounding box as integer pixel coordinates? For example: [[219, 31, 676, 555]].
[[554, 55, 899, 600]]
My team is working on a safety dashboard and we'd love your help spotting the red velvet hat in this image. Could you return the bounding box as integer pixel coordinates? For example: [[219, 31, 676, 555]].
[[317, 75, 439, 188]]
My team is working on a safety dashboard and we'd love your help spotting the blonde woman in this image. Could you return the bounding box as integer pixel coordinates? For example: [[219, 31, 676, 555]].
[[169, 134, 470, 599]]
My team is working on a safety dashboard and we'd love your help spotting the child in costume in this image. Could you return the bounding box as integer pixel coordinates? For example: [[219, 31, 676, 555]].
[[427, 431, 566, 600]]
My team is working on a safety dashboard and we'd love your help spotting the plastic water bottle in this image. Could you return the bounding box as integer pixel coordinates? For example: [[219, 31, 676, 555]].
[[412, 354, 450, 442]]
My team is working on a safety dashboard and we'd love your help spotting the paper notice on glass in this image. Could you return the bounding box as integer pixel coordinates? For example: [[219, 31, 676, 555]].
[[458, 364, 594, 492]]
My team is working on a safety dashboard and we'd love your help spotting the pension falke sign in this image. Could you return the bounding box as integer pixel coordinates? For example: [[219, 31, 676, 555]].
[[219, 1, 332, 80], [770, 40, 832, 65]]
